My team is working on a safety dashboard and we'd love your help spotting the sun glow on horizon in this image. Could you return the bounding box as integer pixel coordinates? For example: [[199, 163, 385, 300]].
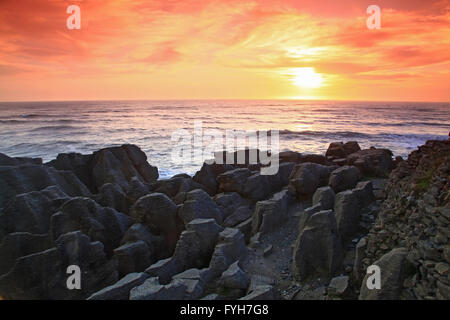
[[0, 0, 449, 101], [290, 68, 324, 89]]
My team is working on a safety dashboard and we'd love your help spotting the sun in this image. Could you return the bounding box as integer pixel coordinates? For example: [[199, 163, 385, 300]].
[[290, 68, 324, 89]]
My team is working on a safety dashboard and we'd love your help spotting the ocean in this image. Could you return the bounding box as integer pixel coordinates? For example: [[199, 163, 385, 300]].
[[0, 100, 448, 178]]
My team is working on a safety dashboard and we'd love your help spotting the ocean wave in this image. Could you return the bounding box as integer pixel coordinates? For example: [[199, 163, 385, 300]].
[[29, 125, 86, 132], [278, 129, 372, 139], [0, 119, 26, 124], [20, 114, 62, 119]]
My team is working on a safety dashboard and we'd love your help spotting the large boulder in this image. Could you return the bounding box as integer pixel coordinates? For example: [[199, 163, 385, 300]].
[[312, 186, 335, 210], [179, 189, 223, 225], [91, 145, 158, 191], [208, 228, 247, 280], [288, 163, 336, 198], [223, 206, 253, 228], [120, 223, 166, 260], [329, 166, 360, 193], [352, 181, 376, 208], [217, 168, 253, 195], [131, 193, 183, 253], [266, 162, 295, 191], [241, 173, 272, 201], [252, 190, 290, 234], [325, 141, 361, 159], [219, 261, 249, 290], [88, 272, 149, 300], [113, 241, 152, 278], [217, 164, 293, 202], [47, 144, 159, 192], [172, 268, 209, 299], [125, 176, 150, 205], [347, 148, 394, 177], [359, 248, 408, 300], [293, 210, 344, 280], [193, 163, 234, 195], [214, 192, 249, 221], [150, 175, 205, 199], [0, 231, 118, 300], [0, 232, 51, 276], [94, 182, 129, 214], [146, 219, 223, 284], [326, 142, 347, 159], [328, 275, 350, 298], [334, 190, 360, 243], [1, 185, 70, 237], [46, 153, 92, 190], [50, 197, 133, 255], [0, 164, 90, 210]]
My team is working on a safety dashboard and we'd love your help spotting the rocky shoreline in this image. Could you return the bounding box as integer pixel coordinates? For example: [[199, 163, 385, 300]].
[[0, 139, 448, 300]]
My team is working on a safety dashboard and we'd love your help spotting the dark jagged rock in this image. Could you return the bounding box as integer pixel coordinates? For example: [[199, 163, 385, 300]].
[[300, 154, 330, 165], [279, 151, 302, 163], [293, 210, 344, 281], [179, 189, 223, 225], [217, 163, 294, 202], [359, 248, 408, 300], [47, 144, 158, 192], [347, 147, 394, 177], [252, 190, 291, 234], [213, 149, 263, 170], [334, 190, 360, 243], [91, 145, 158, 191], [217, 168, 253, 195], [150, 175, 205, 199], [129, 277, 187, 300], [0, 164, 91, 210], [88, 272, 149, 300], [214, 192, 249, 221], [0, 231, 117, 300], [113, 241, 152, 278], [235, 217, 253, 244], [146, 219, 223, 284], [223, 206, 252, 228], [131, 192, 183, 254], [326, 142, 347, 159], [288, 163, 337, 198], [50, 197, 133, 255], [357, 139, 449, 300], [326, 141, 361, 159], [208, 228, 247, 280], [193, 163, 234, 195], [125, 176, 150, 205], [329, 165, 360, 193], [120, 223, 166, 260], [0, 153, 42, 166], [94, 182, 129, 214], [172, 268, 209, 299], [46, 153, 92, 189], [219, 261, 249, 290], [0, 232, 51, 276], [328, 275, 350, 298], [312, 186, 335, 210], [1, 186, 70, 237], [352, 181, 376, 208]]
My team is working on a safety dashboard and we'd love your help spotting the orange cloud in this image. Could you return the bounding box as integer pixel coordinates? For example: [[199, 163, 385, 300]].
[[0, 0, 449, 101]]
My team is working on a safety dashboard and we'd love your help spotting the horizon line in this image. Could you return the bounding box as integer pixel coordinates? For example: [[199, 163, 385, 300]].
[[1, 98, 449, 104]]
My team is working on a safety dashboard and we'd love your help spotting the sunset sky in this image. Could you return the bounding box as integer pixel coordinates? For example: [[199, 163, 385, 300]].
[[0, 0, 449, 101]]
